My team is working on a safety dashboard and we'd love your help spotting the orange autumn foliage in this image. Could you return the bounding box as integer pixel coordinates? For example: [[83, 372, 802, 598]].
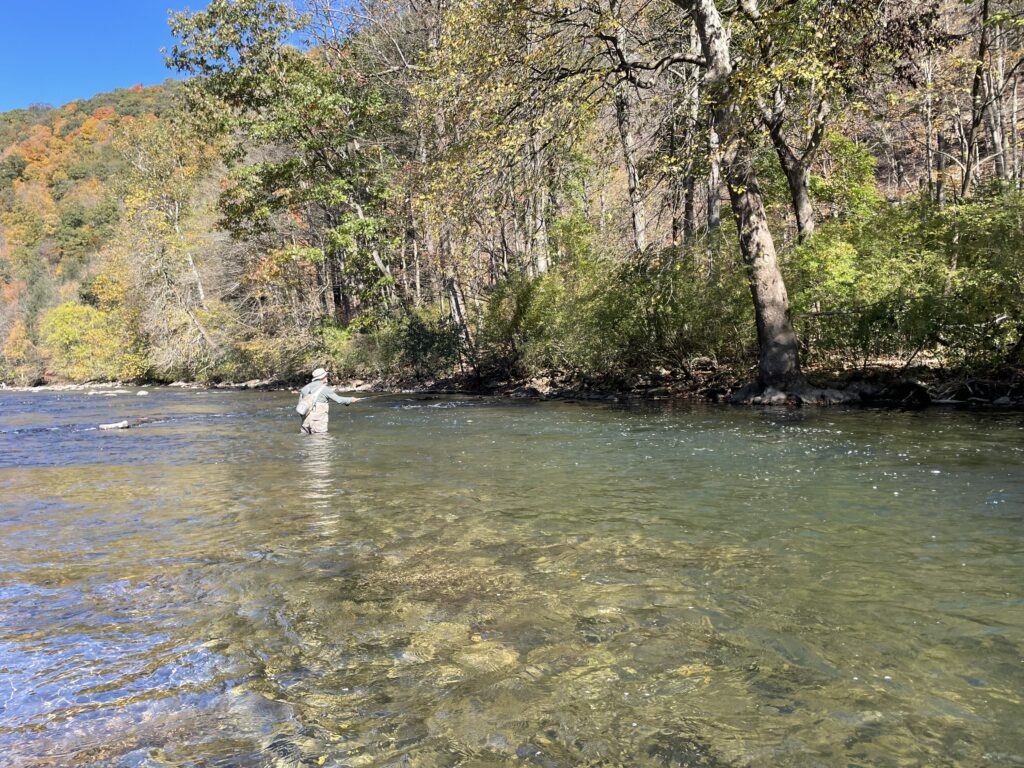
[[2, 280, 25, 305]]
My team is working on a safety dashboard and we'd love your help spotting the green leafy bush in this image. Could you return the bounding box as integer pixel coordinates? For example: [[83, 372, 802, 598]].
[[479, 242, 754, 386], [326, 310, 461, 381], [1, 319, 45, 385], [39, 302, 128, 381], [477, 274, 538, 380], [790, 190, 1024, 373]]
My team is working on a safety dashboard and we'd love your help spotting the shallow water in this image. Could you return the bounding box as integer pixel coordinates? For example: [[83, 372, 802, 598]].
[[1, 389, 1022, 767]]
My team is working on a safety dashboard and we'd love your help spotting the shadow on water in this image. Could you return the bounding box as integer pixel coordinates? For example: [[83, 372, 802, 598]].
[[0, 389, 1022, 766]]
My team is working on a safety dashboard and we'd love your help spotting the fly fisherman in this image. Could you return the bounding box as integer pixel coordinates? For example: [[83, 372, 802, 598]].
[[296, 368, 358, 434]]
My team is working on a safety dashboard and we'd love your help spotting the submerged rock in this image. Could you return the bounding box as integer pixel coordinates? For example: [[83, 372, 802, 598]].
[[454, 642, 519, 672], [407, 621, 471, 661], [516, 743, 560, 768], [645, 732, 725, 767]]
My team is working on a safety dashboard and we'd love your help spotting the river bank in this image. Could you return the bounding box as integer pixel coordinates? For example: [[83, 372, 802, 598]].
[[4, 365, 1024, 409]]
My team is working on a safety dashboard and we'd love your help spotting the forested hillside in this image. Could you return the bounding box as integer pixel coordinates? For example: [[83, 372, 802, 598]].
[[2, 0, 1022, 396], [0, 84, 182, 382]]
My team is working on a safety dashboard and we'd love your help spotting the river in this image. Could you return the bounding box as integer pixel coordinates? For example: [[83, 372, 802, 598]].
[[1, 389, 1022, 766]]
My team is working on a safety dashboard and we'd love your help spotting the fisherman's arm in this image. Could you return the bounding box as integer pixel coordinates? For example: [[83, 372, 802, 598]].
[[327, 390, 358, 405]]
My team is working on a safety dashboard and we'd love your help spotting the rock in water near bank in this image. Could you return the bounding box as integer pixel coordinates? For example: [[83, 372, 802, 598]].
[[867, 380, 932, 408], [136, 390, 149, 396], [99, 420, 129, 430], [730, 377, 1023, 408], [730, 383, 862, 406]]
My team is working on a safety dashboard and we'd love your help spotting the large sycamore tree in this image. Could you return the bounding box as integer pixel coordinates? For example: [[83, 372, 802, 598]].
[[664, 0, 803, 393], [666, 0, 931, 397]]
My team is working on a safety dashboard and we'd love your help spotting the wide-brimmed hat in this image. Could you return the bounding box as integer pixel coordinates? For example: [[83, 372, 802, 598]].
[[311, 367, 328, 380]]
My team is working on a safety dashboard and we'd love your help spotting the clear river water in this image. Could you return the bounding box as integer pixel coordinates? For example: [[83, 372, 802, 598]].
[[1, 389, 1022, 767]]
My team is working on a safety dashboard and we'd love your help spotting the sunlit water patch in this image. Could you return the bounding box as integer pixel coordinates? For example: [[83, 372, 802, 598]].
[[1, 390, 1022, 766]]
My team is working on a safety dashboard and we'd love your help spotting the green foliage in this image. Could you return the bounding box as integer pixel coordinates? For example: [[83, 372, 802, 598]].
[[756, 132, 882, 225], [326, 310, 462, 381], [21, 261, 57, 333], [0, 154, 27, 189], [478, 245, 754, 387], [810, 133, 883, 219], [475, 206, 756, 386], [209, 336, 309, 383], [477, 274, 539, 379], [399, 313, 462, 380], [38, 302, 131, 381], [791, 190, 1024, 372], [55, 198, 119, 278], [169, 0, 404, 326]]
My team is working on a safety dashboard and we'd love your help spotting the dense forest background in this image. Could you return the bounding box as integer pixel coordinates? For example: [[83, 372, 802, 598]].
[[1, 0, 1022, 394]]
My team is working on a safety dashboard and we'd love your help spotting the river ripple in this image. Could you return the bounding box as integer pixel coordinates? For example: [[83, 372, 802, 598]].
[[1, 389, 1022, 766]]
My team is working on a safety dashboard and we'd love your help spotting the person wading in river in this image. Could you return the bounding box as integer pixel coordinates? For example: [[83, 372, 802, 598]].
[[297, 368, 358, 434]]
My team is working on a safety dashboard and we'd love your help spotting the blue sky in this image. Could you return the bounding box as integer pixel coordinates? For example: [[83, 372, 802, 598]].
[[0, 1, 209, 112]]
